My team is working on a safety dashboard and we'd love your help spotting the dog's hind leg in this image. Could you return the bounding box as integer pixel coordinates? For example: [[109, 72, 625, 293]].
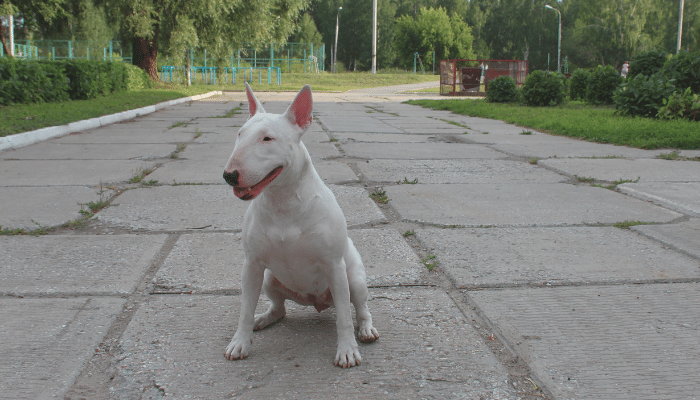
[[253, 270, 287, 331], [345, 238, 379, 343]]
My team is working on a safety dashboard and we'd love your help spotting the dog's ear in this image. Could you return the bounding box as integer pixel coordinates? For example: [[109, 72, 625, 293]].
[[245, 81, 265, 118], [283, 85, 313, 134]]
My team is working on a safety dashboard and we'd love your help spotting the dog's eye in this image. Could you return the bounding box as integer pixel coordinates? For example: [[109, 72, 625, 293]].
[[263, 136, 273, 141]]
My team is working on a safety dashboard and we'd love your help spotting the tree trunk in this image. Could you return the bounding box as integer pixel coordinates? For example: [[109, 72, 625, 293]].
[[0, 18, 12, 57], [132, 24, 160, 81]]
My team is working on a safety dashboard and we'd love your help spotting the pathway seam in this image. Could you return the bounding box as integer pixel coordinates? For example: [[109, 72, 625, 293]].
[[0, 91, 223, 153]]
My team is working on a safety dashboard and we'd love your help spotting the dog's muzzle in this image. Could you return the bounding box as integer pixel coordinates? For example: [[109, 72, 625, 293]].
[[223, 170, 239, 186]]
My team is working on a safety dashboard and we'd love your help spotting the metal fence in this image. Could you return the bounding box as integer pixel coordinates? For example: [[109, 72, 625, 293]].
[[440, 59, 529, 96], [2, 40, 131, 62]]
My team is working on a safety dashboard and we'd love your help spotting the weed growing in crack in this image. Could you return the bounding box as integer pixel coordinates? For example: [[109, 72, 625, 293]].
[[656, 151, 700, 161], [194, 128, 203, 139], [613, 220, 655, 229], [403, 229, 415, 237], [168, 121, 188, 129], [129, 166, 154, 184], [142, 179, 159, 186], [529, 157, 539, 165], [439, 118, 469, 129], [574, 175, 595, 183], [422, 254, 438, 271], [170, 143, 187, 159], [369, 187, 390, 204], [397, 177, 418, 184], [329, 138, 338, 142], [521, 130, 533, 135], [591, 177, 640, 190]]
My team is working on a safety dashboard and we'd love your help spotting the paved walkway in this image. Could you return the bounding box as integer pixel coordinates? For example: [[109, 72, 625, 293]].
[[1, 89, 699, 399]]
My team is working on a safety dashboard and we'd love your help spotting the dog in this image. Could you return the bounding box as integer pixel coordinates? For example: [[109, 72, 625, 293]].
[[222, 83, 379, 368]]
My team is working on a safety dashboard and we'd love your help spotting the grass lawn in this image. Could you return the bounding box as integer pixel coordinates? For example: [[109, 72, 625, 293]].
[[407, 99, 700, 150], [1, 72, 438, 137]]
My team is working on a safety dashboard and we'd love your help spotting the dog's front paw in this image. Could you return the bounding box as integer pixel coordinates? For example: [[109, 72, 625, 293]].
[[224, 333, 252, 361], [334, 341, 362, 368], [358, 325, 379, 343]]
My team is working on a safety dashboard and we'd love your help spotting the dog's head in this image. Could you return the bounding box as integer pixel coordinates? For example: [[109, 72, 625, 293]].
[[223, 82, 313, 200]]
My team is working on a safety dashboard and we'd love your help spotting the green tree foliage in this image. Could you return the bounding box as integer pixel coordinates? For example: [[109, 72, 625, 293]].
[[628, 49, 668, 78], [394, 7, 474, 70], [486, 75, 519, 103], [586, 65, 622, 105], [103, 0, 310, 79], [289, 13, 323, 44]]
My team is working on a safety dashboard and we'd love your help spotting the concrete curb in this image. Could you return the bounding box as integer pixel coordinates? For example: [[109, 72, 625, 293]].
[[0, 91, 223, 153]]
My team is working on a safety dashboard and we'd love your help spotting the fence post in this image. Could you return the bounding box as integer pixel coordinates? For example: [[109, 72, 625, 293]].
[[270, 43, 274, 68], [413, 52, 417, 74], [109, 41, 113, 61], [254, 49, 257, 68], [304, 49, 307, 73], [69, 41, 73, 59]]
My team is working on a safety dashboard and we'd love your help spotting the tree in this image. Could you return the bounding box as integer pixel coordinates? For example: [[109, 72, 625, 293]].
[[0, 0, 69, 55], [105, 0, 310, 80], [394, 7, 474, 70], [289, 13, 322, 44]]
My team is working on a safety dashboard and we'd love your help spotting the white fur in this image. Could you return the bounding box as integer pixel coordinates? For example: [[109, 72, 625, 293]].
[[222, 83, 379, 368]]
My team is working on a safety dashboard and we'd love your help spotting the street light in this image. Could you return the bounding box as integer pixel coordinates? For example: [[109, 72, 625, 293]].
[[545, 4, 561, 73], [333, 7, 342, 73]]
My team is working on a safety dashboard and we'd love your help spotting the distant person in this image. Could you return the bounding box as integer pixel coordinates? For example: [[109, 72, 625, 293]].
[[621, 61, 629, 78]]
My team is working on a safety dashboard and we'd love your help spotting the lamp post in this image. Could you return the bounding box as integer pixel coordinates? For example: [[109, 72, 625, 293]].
[[333, 7, 342, 73], [545, 4, 561, 73]]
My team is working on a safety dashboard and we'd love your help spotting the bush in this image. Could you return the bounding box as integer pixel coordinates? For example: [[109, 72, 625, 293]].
[[521, 70, 566, 106], [613, 73, 676, 117], [0, 58, 143, 105], [628, 50, 668, 78], [569, 68, 589, 101], [586, 65, 622, 105], [486, 75, 519, 103], [662, 51, 700, 93], [125, 63, 154, 90], [658, 88, 700, 121]]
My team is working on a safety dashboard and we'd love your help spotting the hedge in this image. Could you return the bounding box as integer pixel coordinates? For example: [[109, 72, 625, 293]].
[[0, 58, 153, 106]]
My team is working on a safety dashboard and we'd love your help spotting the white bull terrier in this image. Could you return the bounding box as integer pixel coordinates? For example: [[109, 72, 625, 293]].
[[222, 83, 379, 368]]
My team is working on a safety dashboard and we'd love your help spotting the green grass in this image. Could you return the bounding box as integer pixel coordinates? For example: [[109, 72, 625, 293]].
[[187, 71, 439, 92], [406, 99, 700, 150], [1, 87, 211, 137], [613, 220, 655, 229]]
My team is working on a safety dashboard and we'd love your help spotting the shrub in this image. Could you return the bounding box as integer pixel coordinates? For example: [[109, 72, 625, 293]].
[[657, 88, 700, 121], [613, 73, 676, 117], [569, 68, 590, 101], [521, 70, 566, 106], [628, 50, 668, 78], [662, 51, 700, 93], [125, 63, 154, 90], [486, 75, 519, 103], [586, 65, 622, 105]]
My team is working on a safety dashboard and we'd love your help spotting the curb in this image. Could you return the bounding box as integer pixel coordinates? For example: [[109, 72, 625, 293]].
[[0, 91, 223, 153]]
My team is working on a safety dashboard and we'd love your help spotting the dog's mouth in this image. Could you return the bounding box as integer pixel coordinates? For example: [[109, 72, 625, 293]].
[[233, 166, 284, 200]]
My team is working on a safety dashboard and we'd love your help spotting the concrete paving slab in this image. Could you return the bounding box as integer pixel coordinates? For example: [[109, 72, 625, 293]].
[[335, 132, 437, 143], [399, 126, 472, 135], [112, 288, 515, 399], [0, 186, 105, 229], [0, 235, 167, 295], [301, 128, 330, 142], [0, 297, 125, 399], [541, 158, 700, 182], [618, 182, 700, 217], [154, 229, 426, 293], [342, 142, 506, 159], [96, 185, 248, 231], [96, 184, 384, 231], [490, 139, 665, 159], [318, 117, 404, 134], [146, 159, 226, 185], [304, 141, 342, 159], [632, 218, 700, 259], [0, 142, 176, 161], [359, 159, 564, 184], [312, 160, 359, 184], [470, 283, 700, 399], [386, 183, 682, 226], [416, 226, 699, 289], [58, 127, 195, 144], [1, 160, 156, 186]]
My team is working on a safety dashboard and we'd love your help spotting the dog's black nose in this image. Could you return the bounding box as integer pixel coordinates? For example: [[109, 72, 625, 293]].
[[223, 170, 239, 186]]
